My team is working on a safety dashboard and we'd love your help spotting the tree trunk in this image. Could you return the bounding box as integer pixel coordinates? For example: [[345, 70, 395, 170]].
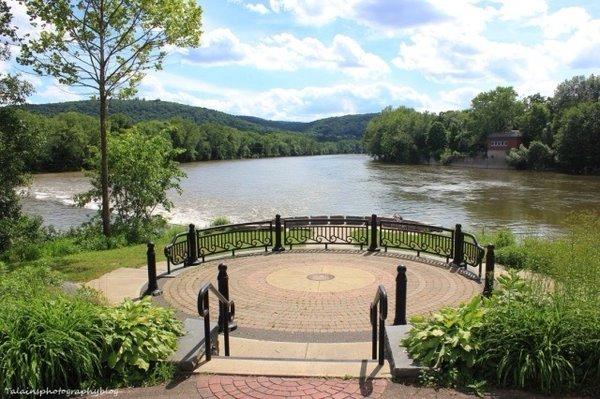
[[99, 90, 111, 236]]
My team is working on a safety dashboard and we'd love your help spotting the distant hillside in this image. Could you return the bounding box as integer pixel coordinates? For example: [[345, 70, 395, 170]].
[[22, 99, 374, 139]]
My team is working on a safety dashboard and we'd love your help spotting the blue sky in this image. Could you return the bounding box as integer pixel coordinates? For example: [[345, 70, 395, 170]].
[[5, 0, 600, 121]]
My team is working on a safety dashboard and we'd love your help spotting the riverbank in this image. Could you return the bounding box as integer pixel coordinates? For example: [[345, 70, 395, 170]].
[[19, 154, 600, 236]]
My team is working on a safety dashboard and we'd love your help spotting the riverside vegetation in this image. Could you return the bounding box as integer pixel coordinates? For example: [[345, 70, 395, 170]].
[[404, 212, 600, 396], [363, 75, 600, 174]]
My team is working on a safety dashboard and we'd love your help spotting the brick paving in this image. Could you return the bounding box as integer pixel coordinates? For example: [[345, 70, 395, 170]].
[[84, 374, 556, 399], [162, 250, 480, 336]]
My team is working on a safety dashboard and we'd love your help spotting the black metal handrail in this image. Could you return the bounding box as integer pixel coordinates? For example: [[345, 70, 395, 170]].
[[283, 215, 370, 250], [163, 214, 486, 280], [197, 282, 234, 361], [379, 220, 455, 262], [370, 284, 388, 366]]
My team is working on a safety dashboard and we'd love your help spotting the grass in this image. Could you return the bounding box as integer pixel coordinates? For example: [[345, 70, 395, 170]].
[[19, 226, 184, 283]]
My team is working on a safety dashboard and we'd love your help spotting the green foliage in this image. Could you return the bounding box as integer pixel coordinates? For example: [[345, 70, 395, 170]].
[[404, 215, 600, 395], [363, 106, 434, 163], [554, 101, 600, 174], [24, 99, 374, 139], [0, 268, 183, 392], [404, 297, 485, 389], [210, 216, 231, 227], [101, 298, 182, 386], [470, 87, 524, 151], [518, 99, 551, 145], [77, 127, 185, 228], [507, 141, 554, 170]]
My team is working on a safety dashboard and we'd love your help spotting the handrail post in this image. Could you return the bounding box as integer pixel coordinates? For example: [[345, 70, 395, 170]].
[[483, 244, 495, 297], [452, 223, 464, 266], [393, 265, 407, 325], [272, 214, 285, 252], [202, 292, 211, 361], [370, 303, 377, 360], [186, 223, 198, 266], [145, 242, 161, 296], [367, 214, 379, 252], [217, 263, 237, 332]]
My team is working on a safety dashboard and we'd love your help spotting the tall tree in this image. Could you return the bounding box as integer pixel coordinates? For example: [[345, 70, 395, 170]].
[[469, 86, 524, 151], [18, 0, 202, 236], [0, 0, 34, 104]]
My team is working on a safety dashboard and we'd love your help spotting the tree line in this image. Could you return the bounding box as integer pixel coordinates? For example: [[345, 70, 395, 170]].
[[12, 109, 362, 173], [363, 75, 600, 174]]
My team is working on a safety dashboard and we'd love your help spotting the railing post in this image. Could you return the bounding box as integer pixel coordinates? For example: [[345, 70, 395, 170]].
[[452, 223, 464, 266], [272, 214, 284, 252], [217, 263, 237, 332], [370, 303, 377, 360], [393, 265, 407, 325], [483, 244, 495, 297], [145, 242, 161, 296], [367, 214, 379, 252], [186, 223, 198, 266], [202, 292, 211, 361]]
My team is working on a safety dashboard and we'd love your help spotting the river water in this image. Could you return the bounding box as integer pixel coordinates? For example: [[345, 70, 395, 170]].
[[20, 154, 600, 236]]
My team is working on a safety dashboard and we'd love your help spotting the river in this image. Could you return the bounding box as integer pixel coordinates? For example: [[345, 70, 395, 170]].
[[20, 154, 600, 236]]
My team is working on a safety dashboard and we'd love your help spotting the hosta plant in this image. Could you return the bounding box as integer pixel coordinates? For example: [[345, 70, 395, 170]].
[[102, 297, 183, 386], [403, 296, 486, 389]]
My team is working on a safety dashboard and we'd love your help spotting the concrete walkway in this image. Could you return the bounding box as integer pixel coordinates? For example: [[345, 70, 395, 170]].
[[84, 261, 168, 304]]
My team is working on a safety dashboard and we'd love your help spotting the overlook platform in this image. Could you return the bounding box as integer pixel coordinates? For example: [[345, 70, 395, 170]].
[[160, 249, 480, 343]]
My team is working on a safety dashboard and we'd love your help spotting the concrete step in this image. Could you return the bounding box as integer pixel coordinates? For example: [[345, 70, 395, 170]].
[[217, 336, 372, 360], [170, 318, 220, 371], [194, 357, 392, 379]]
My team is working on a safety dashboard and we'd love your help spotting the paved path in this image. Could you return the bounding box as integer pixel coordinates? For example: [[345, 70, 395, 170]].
[[83, 374, 552, 399], [162, 250, 480, 340], [84, 261, 169, 304]]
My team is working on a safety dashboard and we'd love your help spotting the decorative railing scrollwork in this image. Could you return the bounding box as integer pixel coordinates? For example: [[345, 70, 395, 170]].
[[463, 232, 485, 269], [164, 232, 189, 273], [162, 214, 486, 281], [379, 220, 455, 262], [196, 220, 274, 262], [283, 216, 369, 249]]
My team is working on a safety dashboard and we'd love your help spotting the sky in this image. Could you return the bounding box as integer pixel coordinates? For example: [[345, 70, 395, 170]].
[[4, 0, 600, 121]]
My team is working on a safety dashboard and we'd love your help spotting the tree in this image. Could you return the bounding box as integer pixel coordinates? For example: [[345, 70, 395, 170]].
[[554, 102, 600, 174], [427, 121, 447, 157], [0, 1, 34, 104], [519, 101, 551, 145], [76, 127, 185, 236], [552, 75, 600, 115], [19, 0, 203, 236], [0, 109, 42, 253], [469, 87, 524, 151]]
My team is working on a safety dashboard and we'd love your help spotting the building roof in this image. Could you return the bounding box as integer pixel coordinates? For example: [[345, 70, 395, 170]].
[[488, 129, 522, 138]]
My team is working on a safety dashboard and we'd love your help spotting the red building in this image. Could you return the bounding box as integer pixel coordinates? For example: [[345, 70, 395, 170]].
[[486, 130, 522, 159]]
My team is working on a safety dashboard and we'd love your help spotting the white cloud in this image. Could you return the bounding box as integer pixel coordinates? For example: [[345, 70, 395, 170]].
[[532, 7, 591, 39], [186, 29, 390, 78], [491, 0, 547, 21], [140, 71, 429, 121], [245, 3, 270, 14]]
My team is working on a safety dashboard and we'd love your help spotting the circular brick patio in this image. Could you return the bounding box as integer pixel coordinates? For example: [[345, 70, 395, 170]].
[[162, 250, 479, 340]]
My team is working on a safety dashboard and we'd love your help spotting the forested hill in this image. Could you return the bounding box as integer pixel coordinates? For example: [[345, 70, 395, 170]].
[[22, 99, 374, 139]]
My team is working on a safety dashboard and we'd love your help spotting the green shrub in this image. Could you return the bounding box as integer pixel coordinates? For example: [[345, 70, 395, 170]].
[[495, 245, 528, 268], [404, 296, 485, 389], [101, 298, 182, 387], [210, 216, 231, 227], [0, 269, 184, 392], [0, 293, 110, 391]]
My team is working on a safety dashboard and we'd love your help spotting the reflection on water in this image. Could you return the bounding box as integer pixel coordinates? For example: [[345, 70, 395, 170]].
[[21, 154, 600, 235]]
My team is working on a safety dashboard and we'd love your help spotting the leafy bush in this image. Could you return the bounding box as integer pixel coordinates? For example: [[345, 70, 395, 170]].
[[0, 268, 183, 391], [404, 249, 600, 396], [0, 292, 110, 391], [404, 297, 485, 389], [210, 216, 231, 227], [101, 298, 182, 387]]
